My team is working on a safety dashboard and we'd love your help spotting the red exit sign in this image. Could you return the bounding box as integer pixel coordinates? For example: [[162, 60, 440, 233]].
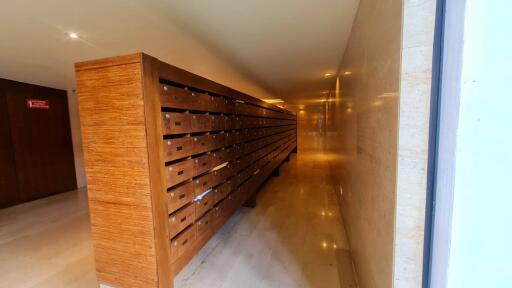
[[26, 99, 50, 109]]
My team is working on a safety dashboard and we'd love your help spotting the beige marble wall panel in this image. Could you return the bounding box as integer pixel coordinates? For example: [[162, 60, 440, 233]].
[[326, 0, 402, 287], [394, 0, 436, 287], [326, 0, 436, 287]]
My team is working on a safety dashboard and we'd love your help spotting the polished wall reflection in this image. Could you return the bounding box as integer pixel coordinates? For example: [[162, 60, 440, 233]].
[[296, 104, 327, 152], [324, 0, 402, 288]]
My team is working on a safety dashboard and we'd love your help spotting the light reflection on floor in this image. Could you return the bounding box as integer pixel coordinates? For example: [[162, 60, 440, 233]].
[[175, 151, 357, 288]]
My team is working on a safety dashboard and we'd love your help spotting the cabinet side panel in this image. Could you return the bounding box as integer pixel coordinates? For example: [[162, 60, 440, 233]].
[[76, 60, 159, 288]]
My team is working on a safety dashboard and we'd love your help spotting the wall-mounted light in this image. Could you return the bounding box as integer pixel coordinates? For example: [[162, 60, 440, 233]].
[[67, 32, 79, 39], [372, 100, 384, 107], [264, 99, 284, 104]]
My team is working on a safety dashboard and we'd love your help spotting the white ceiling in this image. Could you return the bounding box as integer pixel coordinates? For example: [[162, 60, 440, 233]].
[[0, 0, 359, 104], [162, 0, 359, 102]]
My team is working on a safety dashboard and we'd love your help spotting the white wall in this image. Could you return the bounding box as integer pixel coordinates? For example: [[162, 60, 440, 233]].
[[443, 1, 512, 287], [67, 90, 86, 188]]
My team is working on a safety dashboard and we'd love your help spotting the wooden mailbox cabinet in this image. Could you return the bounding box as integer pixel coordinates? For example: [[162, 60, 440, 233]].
[[75, 53, 297, 288]]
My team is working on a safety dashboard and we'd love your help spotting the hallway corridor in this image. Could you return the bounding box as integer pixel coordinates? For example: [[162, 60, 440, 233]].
[[175, 151, 356, 288], [0, 150, 357, 288]]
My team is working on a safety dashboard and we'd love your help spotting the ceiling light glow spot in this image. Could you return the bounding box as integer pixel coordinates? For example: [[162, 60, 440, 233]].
[[344, 71, 352, 75]]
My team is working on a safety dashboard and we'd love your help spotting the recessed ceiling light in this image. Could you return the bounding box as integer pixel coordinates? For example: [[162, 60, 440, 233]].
[[324, 73, 333, 77], [68, 32, 79, 39], [344, 71, 352, 75]]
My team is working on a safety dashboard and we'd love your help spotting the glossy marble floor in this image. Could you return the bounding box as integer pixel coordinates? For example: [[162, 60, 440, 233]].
[[0, 188, 96, 287], [0, 151, 357, 288]]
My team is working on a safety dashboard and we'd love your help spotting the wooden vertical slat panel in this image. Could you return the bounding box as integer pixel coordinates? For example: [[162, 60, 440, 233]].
[[75, 54, 162, 288]]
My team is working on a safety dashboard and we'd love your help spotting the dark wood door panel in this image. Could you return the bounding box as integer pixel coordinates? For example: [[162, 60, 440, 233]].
[[1, 79, 77, 205], [0, 84, 20, 208]]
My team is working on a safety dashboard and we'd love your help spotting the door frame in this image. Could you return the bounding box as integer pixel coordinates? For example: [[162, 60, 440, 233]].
[[423, 0, 466, 287]]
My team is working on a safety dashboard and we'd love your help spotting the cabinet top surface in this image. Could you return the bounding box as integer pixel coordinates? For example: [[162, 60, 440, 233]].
[[75, 52, 295, 116]]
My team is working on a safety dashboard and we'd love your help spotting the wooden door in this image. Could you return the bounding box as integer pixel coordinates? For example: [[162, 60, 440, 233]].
[[1, 79, 76, 206], [0, 81, 20, 208]]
